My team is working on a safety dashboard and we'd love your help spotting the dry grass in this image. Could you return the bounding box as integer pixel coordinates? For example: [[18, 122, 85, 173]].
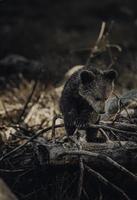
[[0, 76, 65, 143]]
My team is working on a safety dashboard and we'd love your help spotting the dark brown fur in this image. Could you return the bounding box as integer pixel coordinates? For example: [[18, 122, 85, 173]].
[[60, 66, 117, 141]]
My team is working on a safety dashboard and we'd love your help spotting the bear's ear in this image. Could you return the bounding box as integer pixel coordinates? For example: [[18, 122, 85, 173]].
[[103, 69, 118, 81], [80, 70, 95, 84]]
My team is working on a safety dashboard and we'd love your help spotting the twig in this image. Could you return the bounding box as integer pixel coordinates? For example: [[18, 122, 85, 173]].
[[0, 168, 24, 173], [110, 130, 122, 147], [85, 165, 130, 200], [59, 150, 137, 183], [99, 128, 111, 142], [0, 124, 64, 162], [77, 157, 84, 200], [82, 188, 90, 200], [77, 137, 84, 200], [99, 155, 137, 182], [86, 22, 106, 66], [65, 132, 85, 200], [17, 80, 38, 124], [113, 92, 132, 122], [36, 123, 64, 137], [60, 173, 78, 199], [101, 120, 137, 129], [106, 44, 122, 52], [92, 22, 106, 53], [1, 101, 13, 123], [11, 121, 137, 140], [111, 95, 122, 123], [89, 123, 137, 136], [98, 185, 103, 200], [52, 114, 63, 141]]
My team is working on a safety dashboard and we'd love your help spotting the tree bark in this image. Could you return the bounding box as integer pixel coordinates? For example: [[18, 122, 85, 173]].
[[45, 140, 137, 170]]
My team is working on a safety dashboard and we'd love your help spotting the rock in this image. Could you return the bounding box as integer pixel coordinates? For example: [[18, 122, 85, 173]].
[[0, 179, 18, 200]]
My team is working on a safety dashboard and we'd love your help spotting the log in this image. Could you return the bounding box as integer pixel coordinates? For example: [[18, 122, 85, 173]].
[[38, 140, 137, 170]]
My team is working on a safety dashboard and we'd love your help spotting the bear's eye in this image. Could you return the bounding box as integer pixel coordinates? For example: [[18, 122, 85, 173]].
[[95, 97, 101, 101]]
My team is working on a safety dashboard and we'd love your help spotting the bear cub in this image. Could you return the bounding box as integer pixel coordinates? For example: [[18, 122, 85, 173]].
[[60, 66, 117, 142]]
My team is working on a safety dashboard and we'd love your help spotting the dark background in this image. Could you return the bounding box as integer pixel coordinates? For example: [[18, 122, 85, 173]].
[[0, 0, 137, 85]]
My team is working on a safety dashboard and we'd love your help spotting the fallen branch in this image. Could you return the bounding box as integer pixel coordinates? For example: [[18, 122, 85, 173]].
[[0, 124, 64, 162], [85, 165, 130, 200], [58, 150, 137, 183]]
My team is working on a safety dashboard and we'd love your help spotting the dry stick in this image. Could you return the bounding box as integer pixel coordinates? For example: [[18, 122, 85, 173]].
[[86, 22, 106, 66], [1, 101, 13, 123], [98, 185, 103, 200], [92, 21, 106, 52], [0, 124, 64, 162], [78, 156, 84, 200], [60, 174, 78, 199], [11, 124, 32, 134], [12, 120, 137, 139], [51, 114, 63, 140], [17, 80, 38, 124], [11, 121, 137, 134], [106, 26, 115, 68], [113, 92, 132, 122], [0, 168, 24, 173], [76, 138, 84, 200], [66, 130, 85, 200], [99, 128, 110, 142], [89, 124, 137, 136], [85, 165, 130, 200], [110, 130, 122, 147], [104, 21, 121, 68], [115, 122, 137, 129], [82, 188, 90, 200], [10, 121, 137, 142], [106, 44, 122, 52], [36, 123, 64, 136], [111, 122, 137, 133], [110, 96, 122, 123], [59, 150, 137, 183], [101, 121, 137, 131]]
